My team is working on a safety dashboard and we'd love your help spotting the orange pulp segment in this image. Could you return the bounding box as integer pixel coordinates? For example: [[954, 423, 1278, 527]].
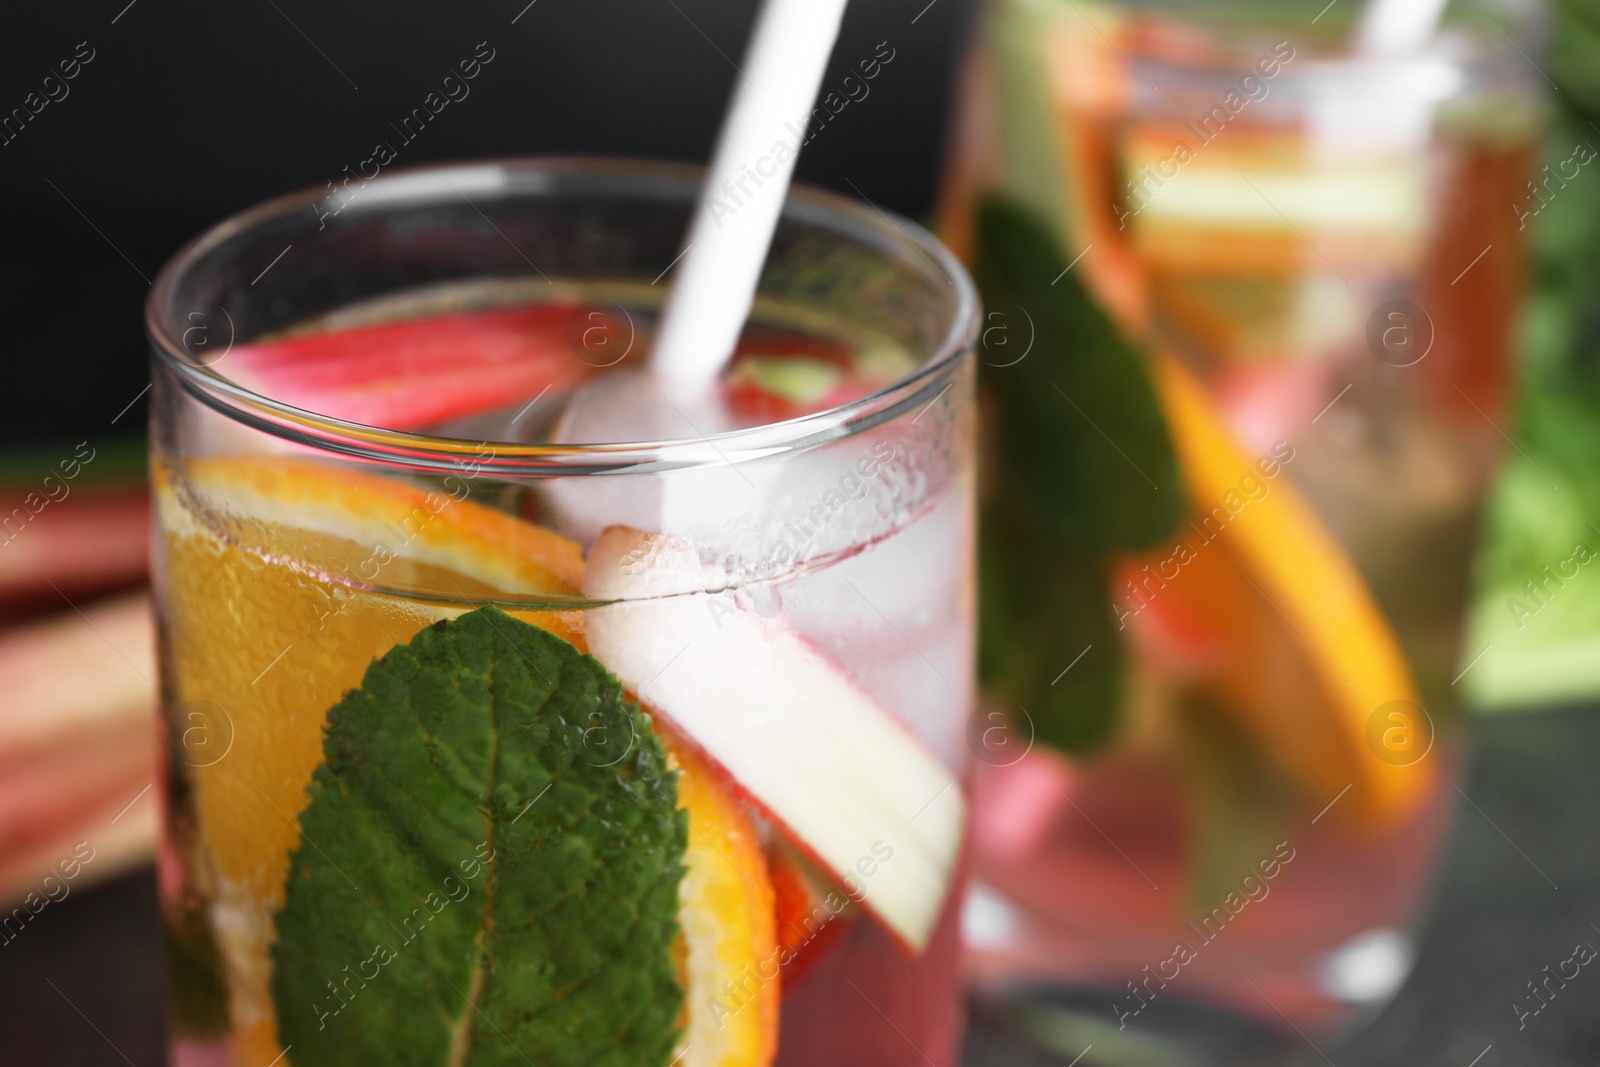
[[767, 838, 854, 990], [1123, 356, 1431, 826], [667, 736, 781, 1067]]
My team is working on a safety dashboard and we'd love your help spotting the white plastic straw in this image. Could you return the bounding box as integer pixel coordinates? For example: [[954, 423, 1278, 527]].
[[649, 0, 852, 398]]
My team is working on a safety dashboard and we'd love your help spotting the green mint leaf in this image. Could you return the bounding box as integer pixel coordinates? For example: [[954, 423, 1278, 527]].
[[974, 195, 1185, 551], [973, 196, 1186, 755], [979, 502, 1124, 754], [270, 606, 687, 1067]]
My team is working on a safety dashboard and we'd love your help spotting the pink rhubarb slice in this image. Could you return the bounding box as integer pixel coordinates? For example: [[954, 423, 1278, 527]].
[[582, 526, 965, 953], [723, 331, 916, 424], [225, 303, 597, 430]]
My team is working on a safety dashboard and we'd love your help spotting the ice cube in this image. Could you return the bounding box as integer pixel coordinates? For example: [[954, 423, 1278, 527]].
[[543, 369, 874, 557], [541, 370, 752, 545], [780, 493, 975, 768]]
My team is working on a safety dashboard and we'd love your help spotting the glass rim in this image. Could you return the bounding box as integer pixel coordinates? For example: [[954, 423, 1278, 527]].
[[146, 156, 979, 477], [1023, 0, 1548, 100]]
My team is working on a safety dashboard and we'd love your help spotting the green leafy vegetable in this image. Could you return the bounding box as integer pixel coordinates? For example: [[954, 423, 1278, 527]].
[[270, 607, 687, 1067], [1467, 45, 1600, 710], [1551, 0, 1600, 115], [973, 196, 1186, 753]]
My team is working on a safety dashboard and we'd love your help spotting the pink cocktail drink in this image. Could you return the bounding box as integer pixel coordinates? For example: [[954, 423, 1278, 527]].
[[147, 160, 978, 1067]]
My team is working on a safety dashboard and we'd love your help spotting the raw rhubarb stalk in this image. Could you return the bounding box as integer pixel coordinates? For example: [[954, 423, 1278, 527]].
[[0, 717, 155, 876], [0, 593, 154, 756], [0, 793, 157, 908], [0, 593, 158, 904], [0, 489, 148, 603]]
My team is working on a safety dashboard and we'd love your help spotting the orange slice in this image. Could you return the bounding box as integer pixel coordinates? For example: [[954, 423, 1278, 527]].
[[667, 736, 780, 1067], [1121, 356, 1430, 826], [157, 457, 586, 1063], [162, 455, 584, 602], [161, 457, 780, 1066], [767, 838, 854, 990]]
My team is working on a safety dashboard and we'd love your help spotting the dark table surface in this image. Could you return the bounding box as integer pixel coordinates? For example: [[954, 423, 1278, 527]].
[[6, 704, 1597, 1066]]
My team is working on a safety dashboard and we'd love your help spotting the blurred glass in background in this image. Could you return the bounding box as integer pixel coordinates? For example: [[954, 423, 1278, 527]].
[[940, 0, 1548, 1059]]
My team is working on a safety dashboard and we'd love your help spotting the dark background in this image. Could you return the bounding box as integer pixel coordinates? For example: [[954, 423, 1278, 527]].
[[0, 0, 973, 450]]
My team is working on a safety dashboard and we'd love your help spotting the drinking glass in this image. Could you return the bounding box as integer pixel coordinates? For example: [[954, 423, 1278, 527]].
[[147, 158, 978, 1067], [944, 1, 1545, 1058]]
